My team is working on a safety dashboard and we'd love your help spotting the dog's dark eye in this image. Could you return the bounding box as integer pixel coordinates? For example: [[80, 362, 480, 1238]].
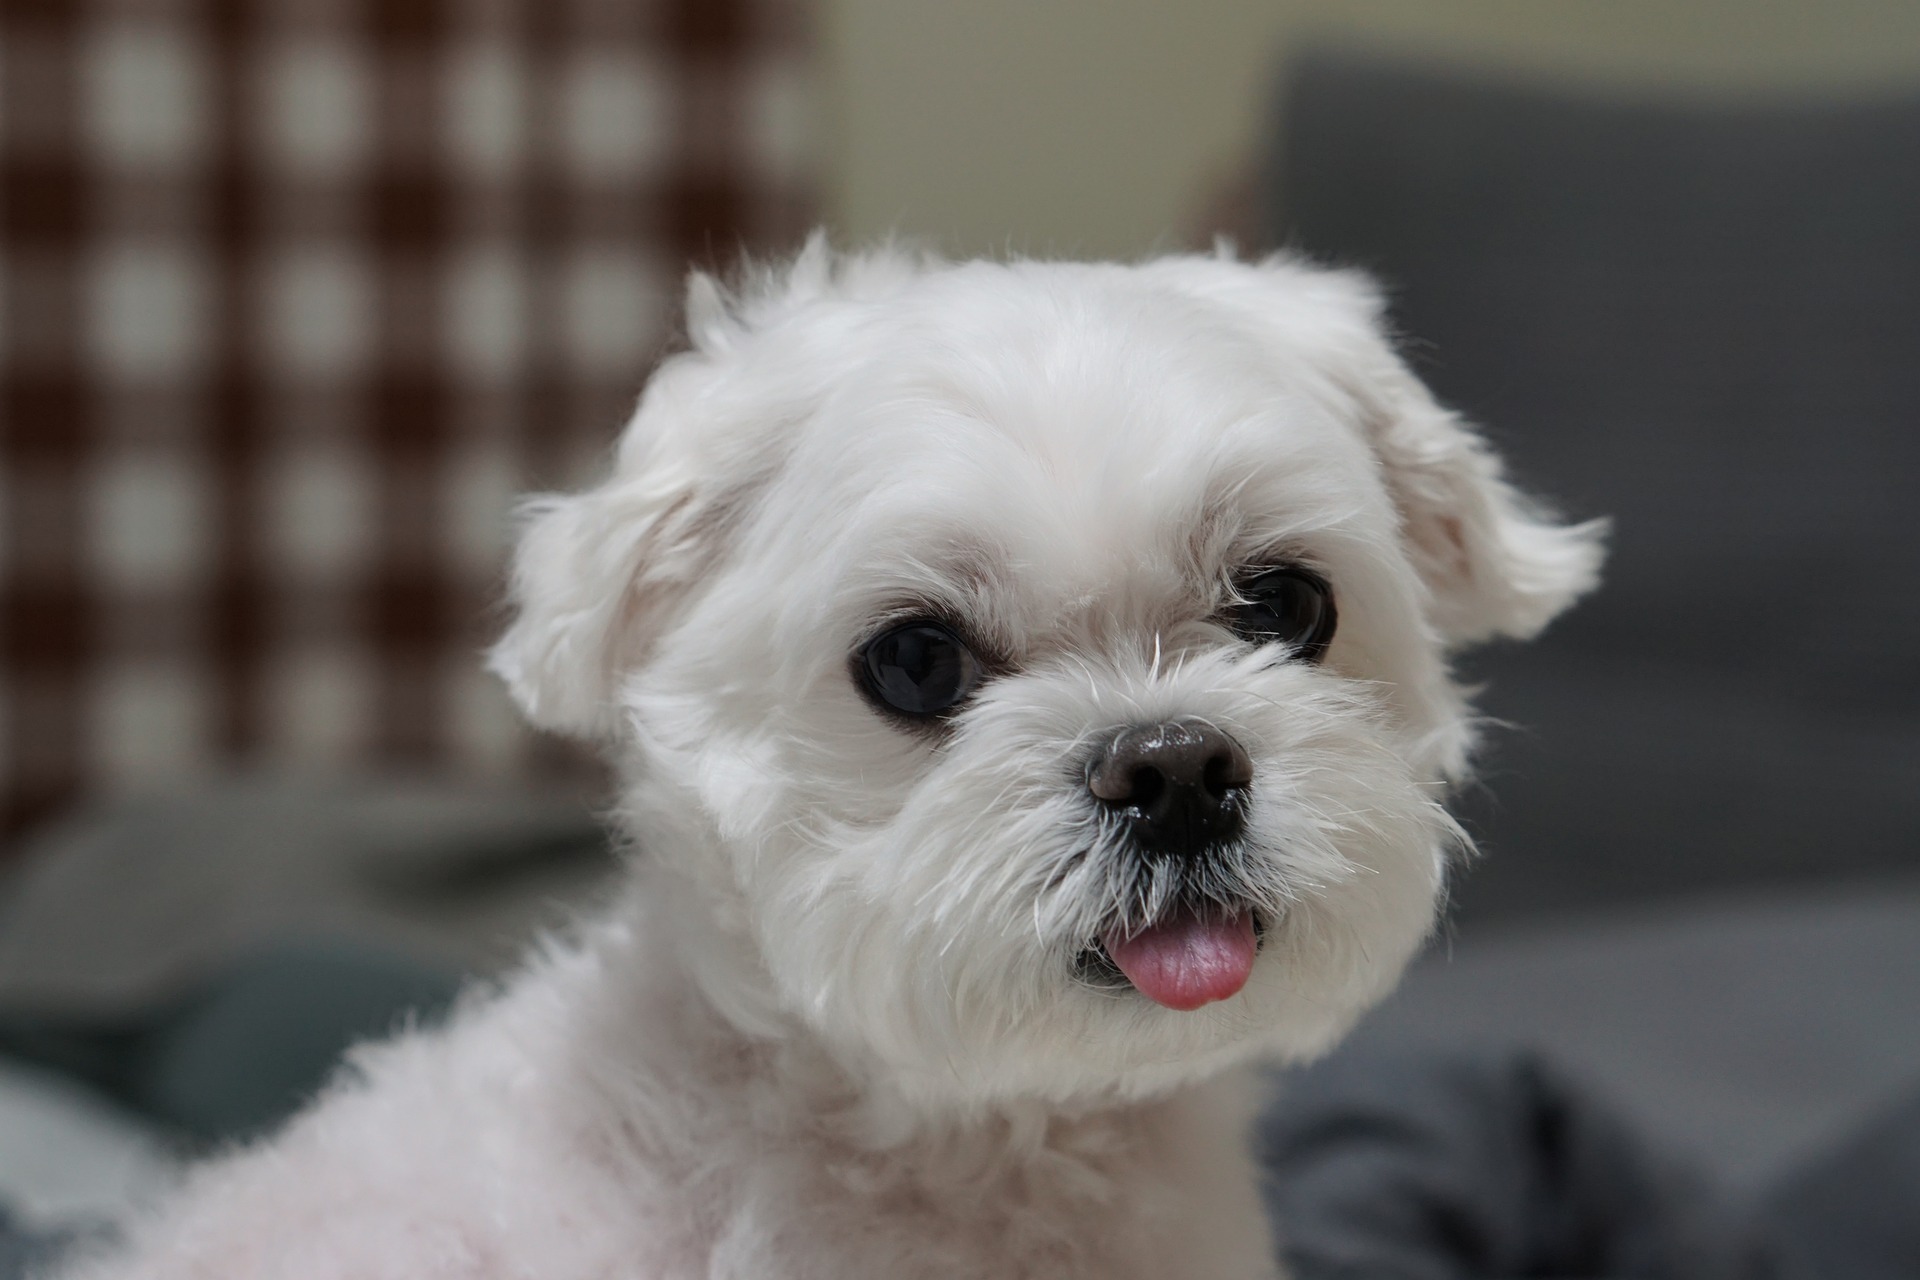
[[859, 622, 984, 717], [1232, 567, 1337, 661]]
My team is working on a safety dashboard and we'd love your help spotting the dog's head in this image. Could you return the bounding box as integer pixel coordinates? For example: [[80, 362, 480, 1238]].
[[494, 243, 1603, 1110]]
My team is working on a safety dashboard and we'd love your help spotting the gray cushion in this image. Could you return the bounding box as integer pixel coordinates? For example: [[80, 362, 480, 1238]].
[[1339, 880, 1920, 1193]]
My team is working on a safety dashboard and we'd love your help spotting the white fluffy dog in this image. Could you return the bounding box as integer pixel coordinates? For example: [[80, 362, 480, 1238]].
[[65, 243, 1602, 1279]]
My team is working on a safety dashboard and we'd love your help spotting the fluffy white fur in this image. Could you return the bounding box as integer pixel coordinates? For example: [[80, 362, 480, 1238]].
[[62, 242, 1603, 1280]]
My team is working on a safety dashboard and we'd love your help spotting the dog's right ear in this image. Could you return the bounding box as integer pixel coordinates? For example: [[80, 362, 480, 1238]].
[[490, 274, 771, 740], [488, 460, 701, 741], [492, 240, 850, 738]]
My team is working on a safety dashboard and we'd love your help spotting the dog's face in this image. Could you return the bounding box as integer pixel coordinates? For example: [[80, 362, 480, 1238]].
[[494, 246, 1603, 1110]]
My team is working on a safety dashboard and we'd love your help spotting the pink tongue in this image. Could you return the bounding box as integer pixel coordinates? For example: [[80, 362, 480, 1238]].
[[1102, 912, 1257, 1011]]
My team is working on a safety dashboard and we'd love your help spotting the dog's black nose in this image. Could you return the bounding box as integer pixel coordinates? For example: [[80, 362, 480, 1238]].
[[1088, 720, 1252, 854]]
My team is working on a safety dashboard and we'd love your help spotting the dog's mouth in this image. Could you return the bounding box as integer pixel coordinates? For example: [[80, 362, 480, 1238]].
[[1076, 907, 1262, 1011]]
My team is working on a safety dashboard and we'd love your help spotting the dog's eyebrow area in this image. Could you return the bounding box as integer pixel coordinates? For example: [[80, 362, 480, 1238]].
[[857, 540, 1021, 642], [853, 533, 1235, 671], [826, 409, 1364, 661]]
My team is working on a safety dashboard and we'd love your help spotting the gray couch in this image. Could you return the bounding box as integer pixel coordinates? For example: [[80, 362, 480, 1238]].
[[1264, 49, 1920, 924]]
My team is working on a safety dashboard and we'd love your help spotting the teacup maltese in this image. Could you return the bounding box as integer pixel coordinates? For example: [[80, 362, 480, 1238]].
[[65, 242, 1602, 1279]]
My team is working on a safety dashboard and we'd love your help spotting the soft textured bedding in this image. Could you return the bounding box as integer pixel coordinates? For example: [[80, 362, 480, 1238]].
[[0, 1059, 174, 1232]]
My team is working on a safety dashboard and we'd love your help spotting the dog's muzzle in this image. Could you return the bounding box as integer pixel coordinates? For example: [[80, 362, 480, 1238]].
[[1079, 719, 1262, 1010], [1087, 719, 1251, 855]]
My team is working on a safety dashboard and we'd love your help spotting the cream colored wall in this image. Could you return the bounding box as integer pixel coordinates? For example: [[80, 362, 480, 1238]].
[[820, 0, 1920, 259]]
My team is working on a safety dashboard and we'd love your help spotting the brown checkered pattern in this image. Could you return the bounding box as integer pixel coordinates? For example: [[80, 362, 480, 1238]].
[[0, 0, 814, 840]]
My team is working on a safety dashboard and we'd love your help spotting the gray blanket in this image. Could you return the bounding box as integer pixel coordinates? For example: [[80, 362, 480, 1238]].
[[1264, 1044, 1920, 1279]]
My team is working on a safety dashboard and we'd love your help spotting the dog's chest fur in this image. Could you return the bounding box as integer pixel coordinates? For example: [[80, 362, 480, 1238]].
[[550, 919, 1285, 1279], [74, 924, 1281, 1280], [651, 1065, 1281, 1280]]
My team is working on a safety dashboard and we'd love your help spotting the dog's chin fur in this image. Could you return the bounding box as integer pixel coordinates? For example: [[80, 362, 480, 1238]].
[[64, 241, 1603, 1280]]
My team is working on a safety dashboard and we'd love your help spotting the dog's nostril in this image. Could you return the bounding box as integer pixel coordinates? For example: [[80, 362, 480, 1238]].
[[1127, 765, 1166, 809], [1202, 753, 1235, 802]]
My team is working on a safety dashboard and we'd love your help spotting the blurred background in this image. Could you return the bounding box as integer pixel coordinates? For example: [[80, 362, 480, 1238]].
[[0, 0, 1917, 1260]]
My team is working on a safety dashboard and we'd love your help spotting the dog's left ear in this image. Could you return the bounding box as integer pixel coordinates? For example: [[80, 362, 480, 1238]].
[[1356, 353, 1608, 646], [1186, 253, 1605, 646]]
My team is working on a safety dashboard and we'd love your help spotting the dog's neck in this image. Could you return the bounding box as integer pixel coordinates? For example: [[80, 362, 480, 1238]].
[[526, 870, 1276, 1277]]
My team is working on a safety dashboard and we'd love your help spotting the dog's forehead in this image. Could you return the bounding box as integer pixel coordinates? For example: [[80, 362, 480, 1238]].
[[788, 270, 1385, 595]]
